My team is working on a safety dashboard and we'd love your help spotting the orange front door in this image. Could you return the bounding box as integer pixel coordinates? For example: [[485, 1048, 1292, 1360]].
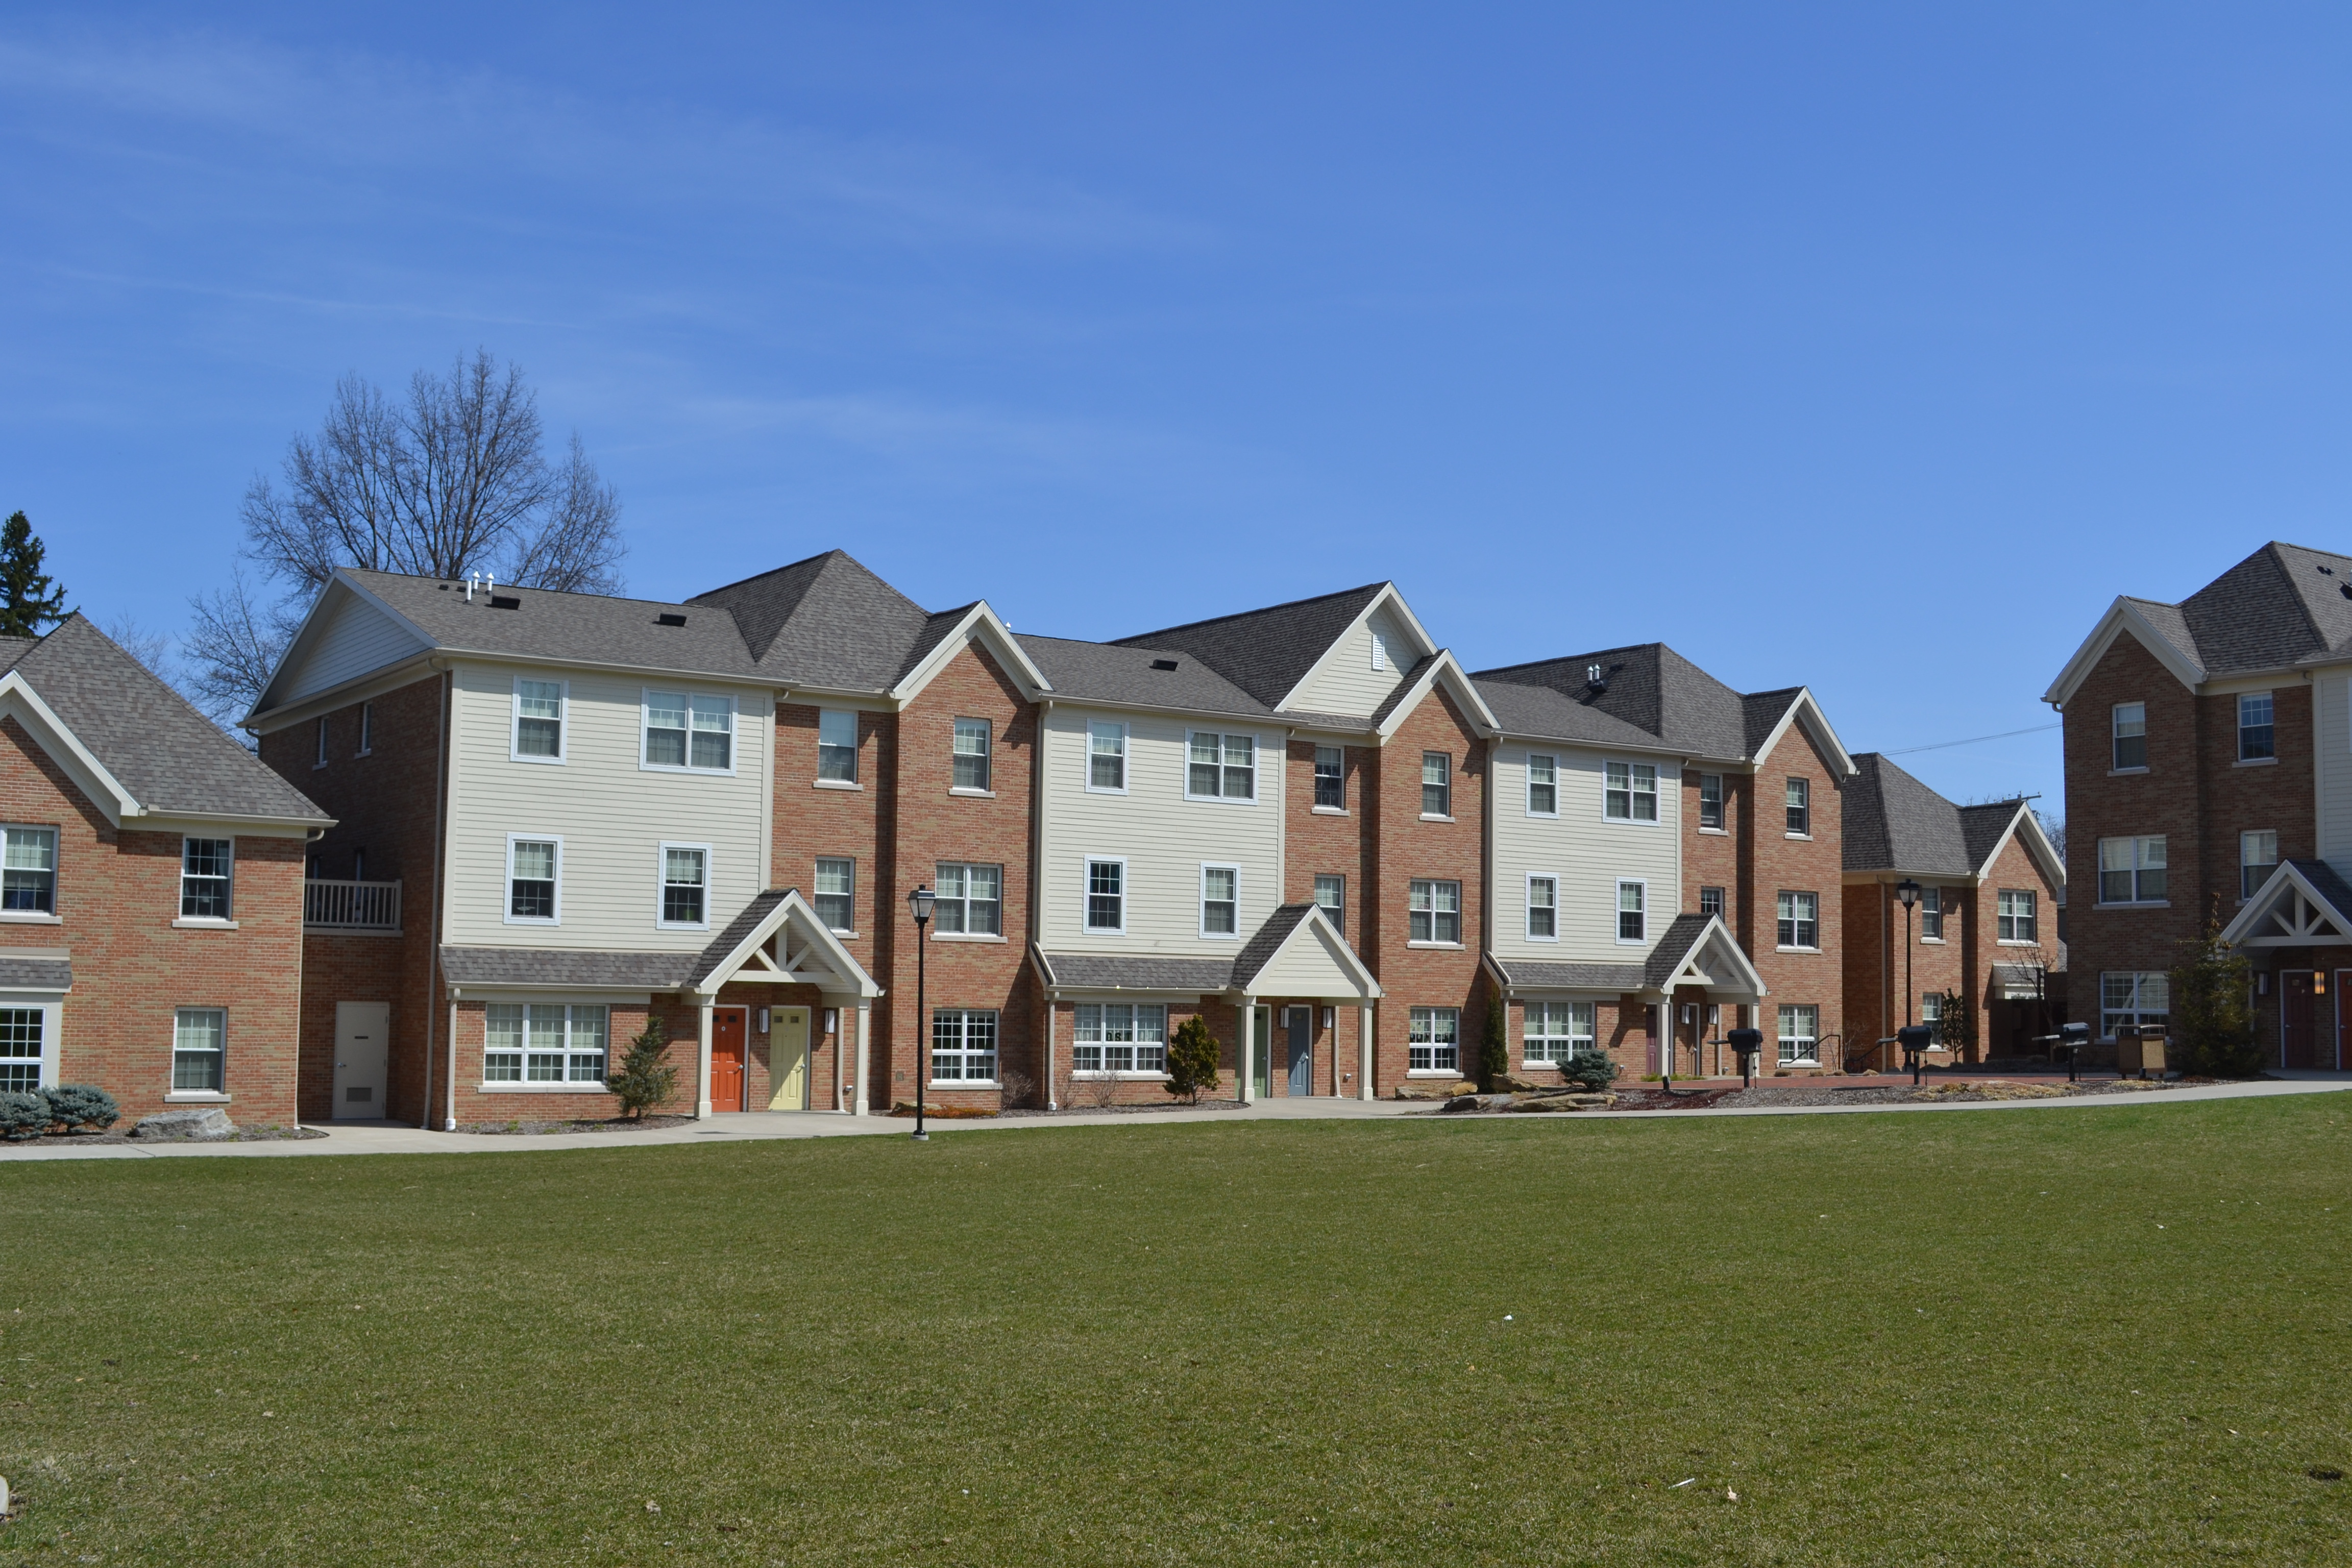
[[712, 1008, 748, 1111]]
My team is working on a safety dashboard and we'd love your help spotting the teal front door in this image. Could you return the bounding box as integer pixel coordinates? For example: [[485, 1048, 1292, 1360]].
[[1252, 1006, 1272, 1098]]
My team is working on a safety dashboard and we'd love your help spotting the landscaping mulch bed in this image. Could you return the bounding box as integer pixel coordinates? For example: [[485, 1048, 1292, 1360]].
[[3, 1124, 327, 1147], [450, 1114, 695, 1136], [997, 1099, 1251, 1118]]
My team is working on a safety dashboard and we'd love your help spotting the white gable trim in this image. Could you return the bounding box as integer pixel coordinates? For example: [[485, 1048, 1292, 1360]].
[[1650, 915, 1769, 998], [2219, 864, 2352, 949], [691, 890, 882, 999], [251, 573, 443, 723], [890, 602, 1054, 705], [1371, 651, 1502, 741], [1270, 584, 1437, 715], [1749, 689, 1856, 777], [0, 674, 141, 823], [1232, 906, 1383, 1000], [2042, 598, 2207, 707], [1974, 803, 2066, 889]]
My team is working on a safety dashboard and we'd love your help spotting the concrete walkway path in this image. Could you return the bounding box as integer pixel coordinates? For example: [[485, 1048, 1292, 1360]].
[[6, 1072, 2350, 1162]]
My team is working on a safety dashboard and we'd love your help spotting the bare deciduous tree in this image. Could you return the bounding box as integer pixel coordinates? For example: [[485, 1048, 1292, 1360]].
[[186, 351, 625, 723], [99, 615, 175, 680]]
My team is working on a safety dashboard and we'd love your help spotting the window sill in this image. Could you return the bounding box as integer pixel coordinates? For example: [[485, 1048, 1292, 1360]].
[[356, 749, 372, 759], [1603, 817, 1663, 827], [1919, 937, 1946, 945], [949, 786, 997, 798], [2108, 766, 2149, 777], [1406, 1068, 1460, 1079], [164, 1091, 231, 1104], [1785, 832, 1813, 841], [656, 923, 710, 934], [2234, 756, 2277, 768], [1524, 935, 1559, 944], [1310, 805, 1349, 817], [1997, 938, 2042, 947], [508, 753, 567, 766], [1407, 940, 1464, 950], [1183, 796, 1259, 806], [311, 761, 329, 771], [640, 764, 738, 778], [2093, 900, 2170, 911], [479, 1082, 609, 1094], [1070, 1071, 1170, 1082], [0, 912, 61, 924], [933, 932, 1006, 943], [825, 929, 859, 940], [812, 778, 863, 792], [1776, 946, 1821, 954], [1420, 813, 1455, 823], [172, 918, 239, 931], [1698, 826, 1728, 836], [928, 1080, 1000, 1090]]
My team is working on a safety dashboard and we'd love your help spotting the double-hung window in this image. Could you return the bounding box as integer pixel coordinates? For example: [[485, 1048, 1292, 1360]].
[[1776, 1004, 1820, 1065], [817, 709, 859, 782], [1200, 865, 1239, 937], [173, 1008, 226, 1092], [1085, 859, 1125, 933], [0, 1008, 41, 1092], [2100, 972, 2168, 1040], [1699, 886, 1724, 919], [181, 839, 232, 920], [1088, 722, 1127, 791], [935, 863, 1000, 936], [1617, 880, 1646, 942], [1698, 773, 1724, 830], [513, 678, 565, 761], [314, 716, 330, 768], [1408, 1007, 1459, 1073], [1785, 778, 1810, 835], [1188, 732, 1256, 800], [1921, 992, 1945, 1044], [507, 839, 558, 922], [645, 691, 733, 771], [1074, 1002, 1166, 1074], [358, 703, 373, 755], [483, 1002, 607, 1083], [2098, 836, 2166, 903], [1314, 745, 1345, 809], [1605, 761, 1658, 821], [953, 719, 991, 791], [1422, 752, 1452, 817], [2, 827, 56, 913], [1409, 879, 1460, 944], [814, 859, 854, 932], [2241, 829, 2278, 900], [1776, 890, 1818, 949], [1314, 873, 1345, 933], [1526, 754, 1558, 816], [1522, 1000, 1595, 1067], [1997, 889, 2037, 943], [930, 1009, 998, 1082], [659, 846, 707, 927], [1919, 886, 1943, 940], [1526, 875, 1557, 940], [2239, 693, 2274, 761], [2112, 702, 2146, 770]]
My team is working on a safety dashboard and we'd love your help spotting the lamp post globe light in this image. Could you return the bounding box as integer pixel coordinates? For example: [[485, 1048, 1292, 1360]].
[[907, 885, 936, 1142], [1894, 878, 1923, 1084]]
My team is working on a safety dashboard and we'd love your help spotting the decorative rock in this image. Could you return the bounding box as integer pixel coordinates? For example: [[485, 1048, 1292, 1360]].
[[131, 1107, 237, 1141], [1493, 1072, 1551, 1094], [1392, 1082, 1456, 1101], [1440, 1093, 1493, 1113]]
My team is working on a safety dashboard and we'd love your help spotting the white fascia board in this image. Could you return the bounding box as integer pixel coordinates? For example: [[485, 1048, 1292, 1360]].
[[2042, 598, 2206, 707], [889, 602, 1054, 705], [1983, 803, 2067, 890], [249, 572, 444, 724], [1270, 583, 1433, 715], [694, 890, 883, 1000], [1372, 651, 1501, 742], [245, 652, 440, 736], [0, 676, 140, 824], [1750, 689, 1856, 777], [1234, 905, 1383, 999], [1657, 915, 1767, 997]]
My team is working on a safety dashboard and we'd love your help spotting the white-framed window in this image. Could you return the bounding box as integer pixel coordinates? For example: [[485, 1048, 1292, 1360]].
[[1085, 858, 1125, 933], [2239, 693, 2274, 761], [1314, 745, 1345, 809], [2097, 836, 2167, 903], [511, 678, 566, 763], [1776, 890, 1818, 949], [483, 1002, 607, 1083], [1187, 731, 1256, 801], [173, 1008, 226, 1092], [2112, 702, 2146, 770], [1698, 772, 1724, 830], [314, 716, 330, 768], [506, 837, 560, 924], [1314, 873, 1344, 934], [814, 858, 854, 933], [181, 838, 232, 920], [1604, 760, 1658, 822], [1088, 721, 1128, 792], [953, 718, 991, 791], [0, 1008, 45, 1092], [2, 826, 56, 914], [1525, 753, 1557, 816], [930, 1009, 998, 1082], [1919, 886, 1943, 940], [1200, 864, 1240, 938], [1073, 1002, 1167, 1074], [1699, 886, 1723, 919], [644, 691, 736, 772], [1997, 889, 2038, 943], [817, 709, 859, 782], [1776, 1004, 1820, 1065], [936, 863, 1001, 936], [1616, 879, 1646, 943], [358, 702, 373, 756], [1921, 992, 1944, 1045], [1785, 778, 1810, 836], [1422, 752, 1451, 817], [2100, 972, 2168, 1040], [1526, 875, 1558, 941], [1523, 1000, 1594, 1066], [2241, 830, 2278, 900], [658, 844, 708, 928], [1409, 879, 1461, 944], [1408, 1007, 1459, 1073]]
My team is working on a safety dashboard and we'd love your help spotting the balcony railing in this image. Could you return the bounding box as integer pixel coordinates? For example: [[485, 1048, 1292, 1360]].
[[305, 878, 402, 932]]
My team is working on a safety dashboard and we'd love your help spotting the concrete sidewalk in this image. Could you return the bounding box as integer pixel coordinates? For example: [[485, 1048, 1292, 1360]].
[[5, 1072, 2349, 1162]]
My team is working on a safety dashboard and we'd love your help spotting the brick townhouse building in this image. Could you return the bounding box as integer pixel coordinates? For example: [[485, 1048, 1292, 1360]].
[[0, 615, 329, 1123], [2048, 540, 2352, 1066]]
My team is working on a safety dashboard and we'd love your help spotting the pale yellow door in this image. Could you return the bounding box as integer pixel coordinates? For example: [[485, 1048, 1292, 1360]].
[[767, 1008, 810, 1110]]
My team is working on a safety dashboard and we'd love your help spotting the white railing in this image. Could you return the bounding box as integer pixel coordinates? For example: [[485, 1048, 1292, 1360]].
[[305, 878, 402, 932]]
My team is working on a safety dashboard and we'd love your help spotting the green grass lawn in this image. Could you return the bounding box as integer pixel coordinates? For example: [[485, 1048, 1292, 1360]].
[[4, 1097, 2351, 1566]]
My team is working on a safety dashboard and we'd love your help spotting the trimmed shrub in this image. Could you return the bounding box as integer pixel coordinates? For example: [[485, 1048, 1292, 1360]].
[[42, 1084, 118, 1131], [0, 1090, 46, 1141], [1562, 1049, 1614, 1092], [608, 1023, 679, 1120], [2171, 916, 2264, 1078], [1164, 1015, 1221, 1104], [1478, 1000, 1509, 1092]]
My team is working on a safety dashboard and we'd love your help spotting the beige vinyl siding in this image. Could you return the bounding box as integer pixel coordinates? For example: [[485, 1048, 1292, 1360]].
[[442, 663, 772, 950], [1489, 745, 1680, 962], [2318, 671, 2352, 880], [1288, 604, 1419, 719], [1038, 705, 1282, 953], [1250, 923, 1364, 997], [284, 593, 432, 702]]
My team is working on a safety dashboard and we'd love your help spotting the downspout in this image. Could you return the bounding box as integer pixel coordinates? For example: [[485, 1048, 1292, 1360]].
[[424, 667, 451, 1130], [439, 668, 459, 1132], [1035, 698, 1056, 1110]]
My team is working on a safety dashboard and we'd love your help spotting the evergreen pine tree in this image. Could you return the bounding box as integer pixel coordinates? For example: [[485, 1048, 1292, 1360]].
[[2169, 916, 2262, 1077], [0, 512, 68, 638], [1164, 1015, 1221, 1104], [1479, 996, 1510, 1090]]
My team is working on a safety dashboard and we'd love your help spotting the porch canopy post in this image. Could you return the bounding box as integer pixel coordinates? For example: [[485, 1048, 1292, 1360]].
[[854, 1001, 871, 1117], [1360, 1002, 1375, 1101], [696, 996, 716, 1119], [1238, 994, 1256, 1104]]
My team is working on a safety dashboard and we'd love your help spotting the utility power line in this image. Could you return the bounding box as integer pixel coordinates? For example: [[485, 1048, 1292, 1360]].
[[1883, 722, 2062, 757]]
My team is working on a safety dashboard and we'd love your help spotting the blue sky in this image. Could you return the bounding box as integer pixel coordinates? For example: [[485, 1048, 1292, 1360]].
[[5, 5, 2348, 812]]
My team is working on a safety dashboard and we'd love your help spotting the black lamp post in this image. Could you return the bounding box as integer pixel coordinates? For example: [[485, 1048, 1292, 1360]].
[[1895, 877, 1923, 1084], [906, 884, 936, 1142]]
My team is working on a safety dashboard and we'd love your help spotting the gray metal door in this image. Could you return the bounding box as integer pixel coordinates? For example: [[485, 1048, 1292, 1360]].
[[1287, 1008, 1312, 1096]]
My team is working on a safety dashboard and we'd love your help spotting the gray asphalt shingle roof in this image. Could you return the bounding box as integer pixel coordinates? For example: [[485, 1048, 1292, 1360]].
[[1642, 914, 1718, 989], [1489, 957, 1649, 991], [440, 947, 699, 990], [689, 551, 947, 690], [1014, 634, 1272, 721], [1111, 582, 1389, 709], [1472, 643, 1804, 763], [2127, 542, 2352, 678], [684, 889, 791, 988], [1031, 950, 1240, 993], [1843, 753, 2028, 876], [0, 954, 72, 991], [1230, 904, 1316, 991]]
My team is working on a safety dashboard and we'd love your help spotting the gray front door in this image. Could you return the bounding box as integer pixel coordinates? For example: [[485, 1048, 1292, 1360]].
[[1287, 1008, 1313, 1096], [332, 1001, 389, 1119]]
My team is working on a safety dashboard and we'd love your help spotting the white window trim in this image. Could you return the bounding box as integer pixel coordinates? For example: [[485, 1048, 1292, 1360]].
[[1614, 877, 1648, 946], [1524, 753, 1560, 819], [812, 857, 856, 936], [1776, 1004, 1822, 1066], [1198, 862, 1242, 941], [1697, 773, 1726, 834], [655, 841, 714, 932], [816, 707, 861, 787], [0, 997, 64, 1092], [313, 716, 330, 770], [1183, 729, 1261, 805], [504, 834, 563, 927], [1776, 889, 1821, 953], [169, 1006, 230, 1099], [1421, 751, 1453, 821], [1083, 854, 1128, 936], [1520, 999, 1596, 1068], [951, 716, 993, 795], [1084, 720, 1131, 796], [0, 823, 60, 924], [357, 702, 373, 757], [1407, 878, 1464, 948], [510, 676, 569, 765], [1311, 745, 1347, 815], [1601, 758, 1663, 826], [1314, 873, 1345, 934], [933, 861, 1004, 941], [177, 836, 235, 926], [639, 688, 740, 776], [1525, 872, 1559, 944], [479, 998, 612, 1089]]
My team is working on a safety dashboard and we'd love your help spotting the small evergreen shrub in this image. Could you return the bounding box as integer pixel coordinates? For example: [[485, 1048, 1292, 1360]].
[[1478, 1001, 1509, 1092], [42, 1084, 118, 1131], [608, 1024, 679, 1120], [1562, 1049, 1614, 1092], [0, 1090, 46, 1141], [2170, 916, 2264, 1077], [1164, 1015, 1221, 1104]]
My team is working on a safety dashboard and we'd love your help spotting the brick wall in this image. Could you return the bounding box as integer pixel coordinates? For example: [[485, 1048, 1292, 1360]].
[[1370, 688, 1488, 1090], [1681, 766, 1744, 925], [1744, 727, 1845, 1068]]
